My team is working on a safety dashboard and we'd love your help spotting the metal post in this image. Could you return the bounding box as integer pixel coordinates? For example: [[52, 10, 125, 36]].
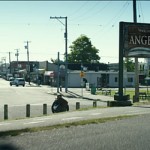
[[76, 102, 80, 110], [43, 104, 47, 115], [118, 22, 124, 101], [93, 101, 97, 107], [133, 0, 139, 102], [26, 104, 30, 117], [65, 17, 68, 93], [57, 52, 60, 93], [4, 104, 8, 120]]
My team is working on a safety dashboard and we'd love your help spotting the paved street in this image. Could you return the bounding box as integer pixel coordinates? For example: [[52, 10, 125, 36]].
[[1, 113, 150, 150], [0, 78, 113, 120]]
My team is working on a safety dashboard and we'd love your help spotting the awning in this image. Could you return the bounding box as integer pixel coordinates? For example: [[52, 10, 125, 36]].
[[37, 69, 45, 74], [44, 71, 54, 76], [19, 69, 27, 73]]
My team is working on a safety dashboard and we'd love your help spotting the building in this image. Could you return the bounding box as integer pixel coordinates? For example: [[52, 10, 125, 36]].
[[67, 70, 135, 88]]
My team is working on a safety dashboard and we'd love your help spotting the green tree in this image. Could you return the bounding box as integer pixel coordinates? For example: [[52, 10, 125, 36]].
[[124, 58, 135, 72], [68, 35, 100, 63]]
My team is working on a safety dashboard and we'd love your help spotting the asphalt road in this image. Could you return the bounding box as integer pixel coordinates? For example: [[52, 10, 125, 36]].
[[0, 113, 150, 150], [0, 78, 107, 120]]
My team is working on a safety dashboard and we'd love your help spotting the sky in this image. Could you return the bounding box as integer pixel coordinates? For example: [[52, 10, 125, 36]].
[[0, 1, 149, 64]]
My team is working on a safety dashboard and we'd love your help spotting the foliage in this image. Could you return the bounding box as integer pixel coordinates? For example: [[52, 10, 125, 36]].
[[124, 58, 135, 72], [68, 35, 100, 63]]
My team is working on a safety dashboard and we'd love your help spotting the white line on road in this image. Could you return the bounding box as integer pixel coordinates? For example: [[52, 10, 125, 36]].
[[0, 123, 11, 126], [33, 117, 52, 121], [62, 117, 83, 121], [90, 113, 102, 116], [24, 121, 45, 125], [126, 110, 141, 113]]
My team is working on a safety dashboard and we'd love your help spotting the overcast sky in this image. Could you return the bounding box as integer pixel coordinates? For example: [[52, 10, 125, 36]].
[[0, 1, 149, 64]]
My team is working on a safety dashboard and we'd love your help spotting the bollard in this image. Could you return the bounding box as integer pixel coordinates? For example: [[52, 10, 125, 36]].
[[76, 102, 80, 110], [60, 86, 62, 92], [26, 104, 30, 117], [43, 104, 47, 115], [93, 101, 97, 107], [4, 105, 8, 120]]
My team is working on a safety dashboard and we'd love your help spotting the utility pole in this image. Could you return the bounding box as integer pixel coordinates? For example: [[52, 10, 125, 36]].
[[25, 41, 31, 83], [133, 0, 139, 102], [50, 16, 68, 93], [1, 57, 6, 75], [15, 49, 19, 73], [9, 52, 11, 74]]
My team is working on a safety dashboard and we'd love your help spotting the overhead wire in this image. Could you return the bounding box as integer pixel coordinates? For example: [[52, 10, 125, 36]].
[[70, 1, 104, 22], [73, 1, 111, 23], [68, 1, 90, 21], [137, 0, 145, 23], [90, 1, 130, 38]]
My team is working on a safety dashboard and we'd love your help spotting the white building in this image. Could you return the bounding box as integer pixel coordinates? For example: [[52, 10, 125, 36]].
[[67, 70, 135, 88]]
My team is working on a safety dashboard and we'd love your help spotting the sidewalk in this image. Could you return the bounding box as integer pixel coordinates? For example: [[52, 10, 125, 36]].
[[48, 87, 115, 102]]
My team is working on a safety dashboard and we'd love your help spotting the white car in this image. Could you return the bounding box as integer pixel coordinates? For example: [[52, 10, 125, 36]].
[[10, 78, 25, 87]]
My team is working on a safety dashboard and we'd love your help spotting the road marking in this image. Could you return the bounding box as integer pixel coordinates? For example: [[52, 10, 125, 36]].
[[90, 113, 102, 116], [127, 110, 140, 113], [33, 117, 52, 121], [0, 123, 11, 126], [62, 117, 83, 121], [24, 121, 45, 125]]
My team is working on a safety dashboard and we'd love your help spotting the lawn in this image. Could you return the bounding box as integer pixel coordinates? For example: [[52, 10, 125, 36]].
[[97, 88, 150, 101]]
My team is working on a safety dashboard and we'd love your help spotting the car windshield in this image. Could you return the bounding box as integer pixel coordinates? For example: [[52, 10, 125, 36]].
[[19, 79, 24, 81]]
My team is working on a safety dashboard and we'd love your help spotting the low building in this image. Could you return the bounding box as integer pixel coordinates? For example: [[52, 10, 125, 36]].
[[67, 70, 135, 88]]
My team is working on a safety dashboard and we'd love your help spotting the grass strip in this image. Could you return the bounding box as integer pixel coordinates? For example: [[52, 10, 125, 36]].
[[0, 114, 137, 137]]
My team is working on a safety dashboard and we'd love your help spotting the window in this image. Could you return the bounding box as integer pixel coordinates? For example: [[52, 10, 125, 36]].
[[115, 77, 118, 82], [128, 77, 133, 82]]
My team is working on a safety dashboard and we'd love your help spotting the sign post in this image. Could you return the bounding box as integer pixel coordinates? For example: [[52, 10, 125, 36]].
[[117, 22, 150, 105], [80, 71, 85, 98]]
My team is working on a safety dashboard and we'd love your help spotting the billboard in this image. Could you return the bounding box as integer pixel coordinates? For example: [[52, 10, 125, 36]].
[[122, 22, 150, 58]]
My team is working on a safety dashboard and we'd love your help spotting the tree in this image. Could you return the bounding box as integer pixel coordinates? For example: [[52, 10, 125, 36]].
[[124, 58, 135, 72], [68, 35, 100, 63]]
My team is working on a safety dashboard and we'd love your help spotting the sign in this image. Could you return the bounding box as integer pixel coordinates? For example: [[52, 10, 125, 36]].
[[122, 22, 150, 58], [80, 71, 85, 78]]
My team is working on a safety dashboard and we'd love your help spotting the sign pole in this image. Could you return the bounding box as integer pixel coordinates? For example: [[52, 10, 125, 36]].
[[57, 52, 60, 93], [118, 22, 124, 101], [133, 0, 139, 102]]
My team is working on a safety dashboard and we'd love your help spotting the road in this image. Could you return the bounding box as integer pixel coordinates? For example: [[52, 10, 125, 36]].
[[0, 113, 150, 150], [0, 78, 107, 120], [1, 78, 150, 149]]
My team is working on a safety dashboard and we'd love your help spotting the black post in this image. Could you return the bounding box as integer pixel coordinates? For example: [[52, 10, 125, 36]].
[[118, 22, 124, 101]]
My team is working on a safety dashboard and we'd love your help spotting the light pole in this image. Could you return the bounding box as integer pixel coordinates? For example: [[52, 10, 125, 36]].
[[50, 16, 68, 93], [25, 41, 31, 84], [15, 49, 19, 73]]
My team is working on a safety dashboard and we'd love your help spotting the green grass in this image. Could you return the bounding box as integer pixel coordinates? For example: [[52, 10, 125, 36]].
[[97, 89, 150, 100]]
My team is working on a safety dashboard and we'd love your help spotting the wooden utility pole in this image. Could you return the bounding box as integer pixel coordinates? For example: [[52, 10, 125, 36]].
[[15, 49, 19, 72], [25, 41, 31, 80], [50, 16, 68, 93]]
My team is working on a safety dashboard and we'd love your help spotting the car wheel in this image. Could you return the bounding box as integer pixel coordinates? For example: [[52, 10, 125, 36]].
[[23, 85, 25, 87]]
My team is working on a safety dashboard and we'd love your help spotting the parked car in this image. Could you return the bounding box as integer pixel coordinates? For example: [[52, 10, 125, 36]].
[[10, 78, 25, 87], [9, 77, 15, 81]]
